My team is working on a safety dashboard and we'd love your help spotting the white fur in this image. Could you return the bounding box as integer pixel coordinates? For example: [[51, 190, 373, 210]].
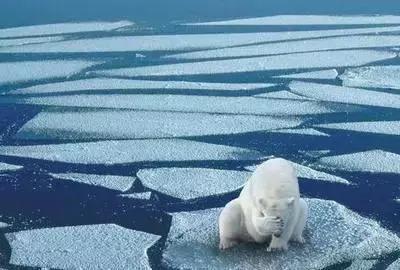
[[219, 158, 308, 251]]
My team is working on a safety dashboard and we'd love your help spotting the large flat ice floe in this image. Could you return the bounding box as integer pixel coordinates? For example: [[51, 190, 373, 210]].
[[0, 139, 262, 164], [289, 81, 400, 109], [15, 110, 302, 140], [137, 168, 250, 200], [162, 199, 400, 270], [2, 94, 335, 116], [340, 66, 400, 90], [50, 173, 136, 192], [6, 78, 272, 95], [318, 150, 400, 174], [0, 60, 98, 86], [0, 162, 23, 172], [273, 69, 338, 80], [0, 21, 133, 38], [0, 36, 64, 47], [6, 224, 160, 270], [316, 121, 400, 136], [94, 50, 396, 77]]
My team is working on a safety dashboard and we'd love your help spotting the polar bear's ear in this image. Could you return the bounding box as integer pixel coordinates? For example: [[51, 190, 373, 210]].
[[286, 197, 295, 206]]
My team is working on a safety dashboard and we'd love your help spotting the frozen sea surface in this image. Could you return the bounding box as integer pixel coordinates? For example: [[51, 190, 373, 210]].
[[340, 66, 400, 90]]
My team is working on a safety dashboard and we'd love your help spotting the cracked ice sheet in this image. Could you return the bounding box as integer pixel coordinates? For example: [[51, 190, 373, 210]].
[[2, 95, 335, 116], [273, 69, 338, 80], [185, 15, 400, 25], [7, 78, 273, 95], [166, 35, 400, 60], [94, 50, 396, 77], [316, 121, 400, 136], [118, 192, 152, 200], [0, 60, 99, 86], [387, 259, 400, 270], [254, 90, 313, 101], [289, 81, 400, 109], [3, 26, 400, 54], [0, 21, 133, 38], [0, 162, 23, 172], [15, 110, 303, 140], [5, 224, 159, 270], [0, 36, 64, 47], [318, 150, 400, 174], [162, 199, 400, 270], [0, 139, 262, 164], [137, 168, 250, 200], [340, 66, 400, 90], [50, 173, 136, 192]]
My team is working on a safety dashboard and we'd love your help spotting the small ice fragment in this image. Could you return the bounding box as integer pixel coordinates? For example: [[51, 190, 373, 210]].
[[118, 192, 152, 200], [273, 69, 338, 80], [0, 162, 23, 172], [267, 128, 329, 137], [254, 90, 312, 101], [316, 121, 400, 136], [0, 222, 10, 229]]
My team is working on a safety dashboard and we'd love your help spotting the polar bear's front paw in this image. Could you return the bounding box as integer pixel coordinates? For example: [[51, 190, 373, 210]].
[[292, 235, 306, 244], [267, 238, 288, 252], [219, 238, 239, 250], [265, 216, 284, 236]]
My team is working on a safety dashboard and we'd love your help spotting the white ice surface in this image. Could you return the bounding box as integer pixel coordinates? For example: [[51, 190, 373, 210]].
[[273, 69, 338, 80], [0, 162, 23, 172], [0, 36, 64, 47], [0, 139, 262, 164], [7, 78, 273, 95], [340, 66, 400, 90], [267, 128, 329, 137], [162, 199, 400, 270], [15, 110, 302, 140], [395, 198, 400, 204], [289, 81, 400, 109], [318, 150, 400, 174], [346, 260, 378, 270], [0, 60, 98, 85], [254, 90, 313, 101], [137, 168, 250, 200], [185, 15, 400, 25], [50, 173, 136, 192], [387, 259, 400, 270], [166, 35, 400, 60], [0, 21, 133, 38], [2, 94, 335, 116], [299, 150, 331, 158], [6, 224, 160, 270], [94, 50, 396, 77], [316, 121, 400, 136], [118, 192, 152, 200], [0, 222, 9, 229]]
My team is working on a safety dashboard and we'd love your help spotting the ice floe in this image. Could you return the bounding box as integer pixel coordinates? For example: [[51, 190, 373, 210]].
[[395, 198, 400, 203], [15, 110, 302, 140], [299, 150, 331, 158], [387, 259, 400, 270], [162, 199, 400, 270], [289, 81, 400, 109], [6, 224, 160, 270], [2, 94, 334, 116], [166, 35, 400, 60], [273, 69, 338, 80], [50, 173, 136, 192], [0, 139, 262, 164], [254, 90, 312, 101], [340, 66, 400, 90], [7, 78, 272, 95], [318, 150, 400, 174], [0, 36, 64, 47], [0, 162, 23, 172], [137, 168, 250, 200], [0, 21, 133, 38], [0, 222, 10, 229], [267, 128, 329, 137], [0, 60, 98, 86], [94, 50, 396, 77], [316, 121, 400, 136], [346, 259, 377, 270], [118, 192, 152, 200]]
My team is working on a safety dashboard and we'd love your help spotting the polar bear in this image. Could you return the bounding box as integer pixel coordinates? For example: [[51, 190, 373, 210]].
[[219, 158, 308, 251]]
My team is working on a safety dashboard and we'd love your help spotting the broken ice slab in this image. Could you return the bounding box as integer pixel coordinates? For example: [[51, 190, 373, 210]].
[[340, 66, 400, 90], [267, 128, 329, 137], [316, 121, 400, 136], [0, 222, 10, 229], [7, 78, 273, 95], [0, 60, 99, 86], [137, 168, 250, 200], [254, 90, 312, 101], [299, 150, 331, 159], [93, 50, 396, 77], [15, 110, 302, 140], [387, 259, 400, 270], [289, 81, 400, 109], [0, 139, 262, 164], [0, 21, 133, 38], [6, 224, 160, 270], [118, 192, 152, 200], [162, 199, 400, 270], [273, 69, 338, 80], [318, 150, 400, 174], [345, 259, 377, 270], [0, 36, 64, 47], [0, 162, 23, 172], [50, 173, 136, 192]]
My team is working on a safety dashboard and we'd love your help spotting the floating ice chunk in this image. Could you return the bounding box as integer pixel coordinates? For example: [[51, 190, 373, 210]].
[[15, 110, 302, 140], [50, 173, 136, 192], [0, 36, 64, 47], [0, 222, 9, 228], [137, 168, 250, 200], [395, 198, 400, 203], [162, 199, 400, 270], [2, 94, 334, 116], [6, 224, 159, 270], [299, 150, 331, 158], [289, 81, 400, 109], [268, 128, 329, 137], [346, 259, 377, 270], [340, 66, 400, 90], [185, 15, 400, 25], [0, 21, 133, 38], [95, 50, 396, 77], [254, 90, 312, 101], [8, 78, 272, 95], [0, 162, 23, 172], [273, 69, 338, 80], [166, 36, 400, 60], [387, 259, 400, 270], [118, 192, 152, 200], [316, 121, 400, 136], [0, 139, 262, 164], [319, 150, 400, 174], [0, 60, 98, 85]]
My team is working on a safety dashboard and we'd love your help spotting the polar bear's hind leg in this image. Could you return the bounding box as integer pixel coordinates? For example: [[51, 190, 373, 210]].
[[291, 198, 308, 244], [219, 199, 243, 250]]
